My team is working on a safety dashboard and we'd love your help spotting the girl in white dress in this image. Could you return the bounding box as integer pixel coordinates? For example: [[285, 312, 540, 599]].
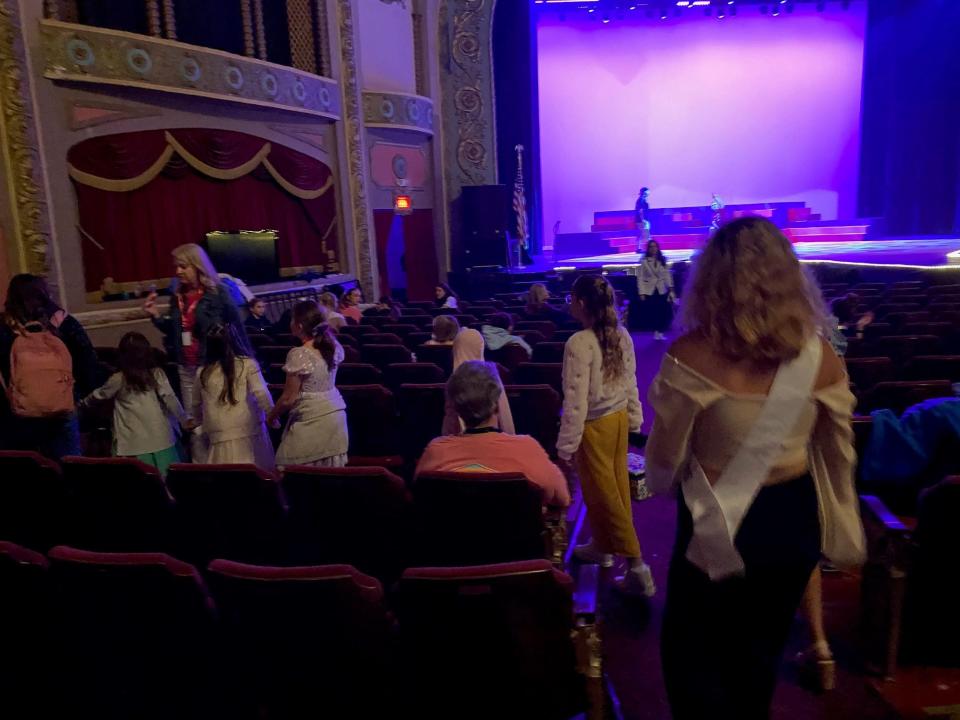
[[267, 301, 348, 468], [193, 323, 275, 468]]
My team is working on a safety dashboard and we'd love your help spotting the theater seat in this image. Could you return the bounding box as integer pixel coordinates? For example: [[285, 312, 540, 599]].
[[335, 362, 383, 386], [503, 384, 562, 458], [413, 472, 550, 566], [61, 456, 173, 552], [48, 547, 220, 719], [0, 450, 69, 551], [515, 320, 557, 340], [514, 363, 564, 397], [339, 384, 403, 467], [397, 560, 599, 720], [844, 357, 895, 394], [360, 332, 406, 347], [486, 343, 532, 372], [907, 355, 960, 382], [361, 343, 414, 370], [398, 383, 448, 462], [166, 464, 287, 566], [206, 560, 394, 719], [415, 343, 454, 375], [384, 362, 445, 391], [281, 465, 411, 580], [862, 380, 954, 415], [532, 342, 566, 364]]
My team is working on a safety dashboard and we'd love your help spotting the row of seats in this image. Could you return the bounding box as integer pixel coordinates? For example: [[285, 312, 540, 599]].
[[0, 452, 567, 581], [1, 542, 599, 720]]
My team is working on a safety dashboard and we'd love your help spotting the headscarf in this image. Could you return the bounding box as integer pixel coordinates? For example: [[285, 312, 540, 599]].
[[443, 329, 515, 434]]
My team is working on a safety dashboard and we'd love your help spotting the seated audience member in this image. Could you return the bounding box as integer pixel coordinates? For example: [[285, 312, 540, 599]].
[[244, 297, 273, 335], [481, 312, 533, 359], [525, 283, 568, 324], [443, 329, 514, 434], [831, 294, 874, 339], [339, 287, 366, 324], [417, 361, 569, 507], [426, 315, 460, 346], [319, 292, 347, 331], [435, 282, 459, 310]]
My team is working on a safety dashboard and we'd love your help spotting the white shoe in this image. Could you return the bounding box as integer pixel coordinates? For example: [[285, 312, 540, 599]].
[[615, 563, 656, 597], [653, 331, 665, 341], [573, 542, 614, 568]]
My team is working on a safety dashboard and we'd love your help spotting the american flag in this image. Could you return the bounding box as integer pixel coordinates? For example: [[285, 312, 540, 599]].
[[513, 144, 528, 249]]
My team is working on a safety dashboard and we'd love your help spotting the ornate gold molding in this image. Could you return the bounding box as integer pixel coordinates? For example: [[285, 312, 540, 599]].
[[253, 0, 267, 61], [440, 0, 497, 190], [41, 20, 342, 120], [336, 0, 377, 299], [146, 0, 161, 37], [0, 0, 52, 276], [314, 0, 331, 77], [362, 90, 433, 135]]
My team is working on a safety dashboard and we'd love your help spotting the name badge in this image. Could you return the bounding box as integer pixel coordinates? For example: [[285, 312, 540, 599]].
[[182, 331, 193, 347]]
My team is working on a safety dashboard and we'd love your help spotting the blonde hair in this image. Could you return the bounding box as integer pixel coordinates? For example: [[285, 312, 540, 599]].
[[682, 217, 824, 362], [432, 314, 461, 343], [318, 292, 338, 311], [527, 283, 550, 306], [172, 244, 219, 292]]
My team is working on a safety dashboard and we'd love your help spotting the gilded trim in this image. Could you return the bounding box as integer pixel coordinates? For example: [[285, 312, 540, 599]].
[[362, 90, 433, 135], [40, 20, 342, 120], [0, 0, 52, 275], [336, 0, 377, 299]]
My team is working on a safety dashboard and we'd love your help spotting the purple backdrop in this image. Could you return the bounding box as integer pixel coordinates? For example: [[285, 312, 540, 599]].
[[536, 4, 867, 244]]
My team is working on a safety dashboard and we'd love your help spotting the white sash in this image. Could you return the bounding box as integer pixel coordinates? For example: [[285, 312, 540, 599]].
[[682, 336, 822, 581]]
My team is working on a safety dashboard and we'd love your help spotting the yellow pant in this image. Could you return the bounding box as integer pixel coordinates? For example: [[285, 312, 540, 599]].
[[575, 409, 642, 557]]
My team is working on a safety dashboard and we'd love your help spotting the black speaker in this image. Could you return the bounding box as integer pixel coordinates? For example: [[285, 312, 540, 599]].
[[461, 185, 510, 268]]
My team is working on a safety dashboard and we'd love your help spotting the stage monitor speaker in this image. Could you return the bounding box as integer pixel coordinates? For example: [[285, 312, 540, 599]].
[[461, 184, 510, 268]]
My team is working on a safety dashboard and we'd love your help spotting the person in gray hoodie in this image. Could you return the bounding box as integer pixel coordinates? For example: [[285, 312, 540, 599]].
[[480, 312, 532, 359]]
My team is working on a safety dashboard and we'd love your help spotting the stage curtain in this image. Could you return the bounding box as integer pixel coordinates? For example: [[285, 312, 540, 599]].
[[68, 129, 339, 292], [402, 209, 439, 302]]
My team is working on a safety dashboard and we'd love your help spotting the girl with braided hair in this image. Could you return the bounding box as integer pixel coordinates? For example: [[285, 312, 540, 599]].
[[558, 274, 654, 597]]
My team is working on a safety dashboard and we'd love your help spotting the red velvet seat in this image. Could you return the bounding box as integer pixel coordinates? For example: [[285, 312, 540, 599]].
[[61, 456, 173, 552], [339, 324, 378, 339], [399, 306, 428, 316], [414, 343, 454, 375], [166, 464, 287, 566], [902, 321, 952, 338], [514, 363, 564, 397], [384, 362, 446, 391], [361, 343, 414, 370], [907, 355, 960, 382], [48, 547, 219, 719], [413, 471, 548, 566], [382, 323, 420, 338], [407, 331, 433, 347], [343, 344, 362, 363], [335, 332, 358, 348], [844, 357, 895, 394], [206, 560, 395, 719], [551, 329, 578, 344], [0, 542, 51, 713], [398, 384, 448, 462], [862, 380, 955, 415], [928, 284, 960, 297], [335, 362, 384, 386], [0, 451, 68, 551], [874, 335, 942, 367], [257, 344, 291, 365], [486, 343, 532, 372], [247, 332, 274, 349], [281, 465, 411, 580], [339, 384, 402, 466], [397, 560, 591, 720], [503, 384, 562, 458], [515, 329, 547, 347], [531, 341, 566, 364], [515, 320, 557, 340], [360, 332, 406, 347]]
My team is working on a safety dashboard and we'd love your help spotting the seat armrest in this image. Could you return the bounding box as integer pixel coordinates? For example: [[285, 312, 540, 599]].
[[543, 505, 568, 567]]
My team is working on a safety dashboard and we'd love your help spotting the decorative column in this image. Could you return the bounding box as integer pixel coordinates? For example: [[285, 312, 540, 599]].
[[240, 0, 255, 57], [0, 0, 52, 277], [146, 0, 161, 37], [252, 0, 267, 60], [333, 0, 378, 298], [161, 0, 176, 40]]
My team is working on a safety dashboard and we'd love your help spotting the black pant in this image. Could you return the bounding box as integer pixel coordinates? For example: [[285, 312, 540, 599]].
[[661, 474, 821, 720], [631, 290, 672, 332]]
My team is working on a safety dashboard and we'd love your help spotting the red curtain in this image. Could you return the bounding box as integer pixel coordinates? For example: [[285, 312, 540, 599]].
[[373, 210, 395, 298], [402, 210, 438, 301], [69, 129, 339, 292]]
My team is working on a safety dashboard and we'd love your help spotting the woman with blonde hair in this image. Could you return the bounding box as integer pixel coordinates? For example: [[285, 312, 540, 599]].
[[144, 243, 251, 415], [645, 217, 865, 718], [426, 315, 460, 346], [318, 292, 346, 331], [558, 275, 652, 596], [441, 328, 514, 435]]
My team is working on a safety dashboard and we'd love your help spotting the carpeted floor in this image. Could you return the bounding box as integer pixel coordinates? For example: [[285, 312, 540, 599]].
[[585, 331, 900, 720]]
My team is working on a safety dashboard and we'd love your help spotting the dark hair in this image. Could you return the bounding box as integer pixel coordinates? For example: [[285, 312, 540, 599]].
[[486, 312, 513, 331], [4, 274, 60, 328], [572, 275, 625, 382], [640, 187, 650, 195], [248, 297, 265, 309], [201, 323, 249, 405], [831, 294, 858, 325], [435, 282, 457, 307], [644, 239, 667, 266], [118, 332, 159, 393], [293, 300, 338, 371]]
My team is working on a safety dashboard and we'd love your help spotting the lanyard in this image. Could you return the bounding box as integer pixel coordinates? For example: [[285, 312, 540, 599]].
[[177, 288, 203, 320]]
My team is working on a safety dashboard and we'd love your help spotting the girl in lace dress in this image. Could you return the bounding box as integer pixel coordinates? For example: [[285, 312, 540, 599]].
[[267, 301, 348, 468]]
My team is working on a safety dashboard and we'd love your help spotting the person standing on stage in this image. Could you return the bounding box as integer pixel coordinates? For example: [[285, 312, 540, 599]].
[[710, 193, 724, 232], [636, 239, 675, 341], [635, 187, 651, 249]]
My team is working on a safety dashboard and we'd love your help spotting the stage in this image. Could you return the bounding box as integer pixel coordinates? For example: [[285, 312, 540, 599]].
[[553, 236, 960, 271]]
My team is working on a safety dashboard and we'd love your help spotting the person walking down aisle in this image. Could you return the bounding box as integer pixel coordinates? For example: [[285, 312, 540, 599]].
[[558, 275, 654, 597], [645, 217, 865, 719], [633, 239, 674, 340]]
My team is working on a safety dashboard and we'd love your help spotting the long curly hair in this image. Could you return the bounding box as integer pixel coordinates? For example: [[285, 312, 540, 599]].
[[200, 323, 249, 405], [681, 217, 825, 362], [571, 274, 626, 382]]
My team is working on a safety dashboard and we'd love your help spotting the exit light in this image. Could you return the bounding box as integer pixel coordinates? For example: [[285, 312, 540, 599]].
[[394, 194, 413, 215]]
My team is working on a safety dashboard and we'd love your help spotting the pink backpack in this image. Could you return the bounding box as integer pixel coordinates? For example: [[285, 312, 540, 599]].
[[3, 315, 75, 418]]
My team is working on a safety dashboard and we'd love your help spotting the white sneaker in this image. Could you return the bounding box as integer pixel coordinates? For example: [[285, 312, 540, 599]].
[[615, 563, 656, 598], [573, 542, 614, 568]]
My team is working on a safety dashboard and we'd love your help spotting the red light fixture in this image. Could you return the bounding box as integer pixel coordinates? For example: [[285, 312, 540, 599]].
[[394, 193, 413, 215]]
